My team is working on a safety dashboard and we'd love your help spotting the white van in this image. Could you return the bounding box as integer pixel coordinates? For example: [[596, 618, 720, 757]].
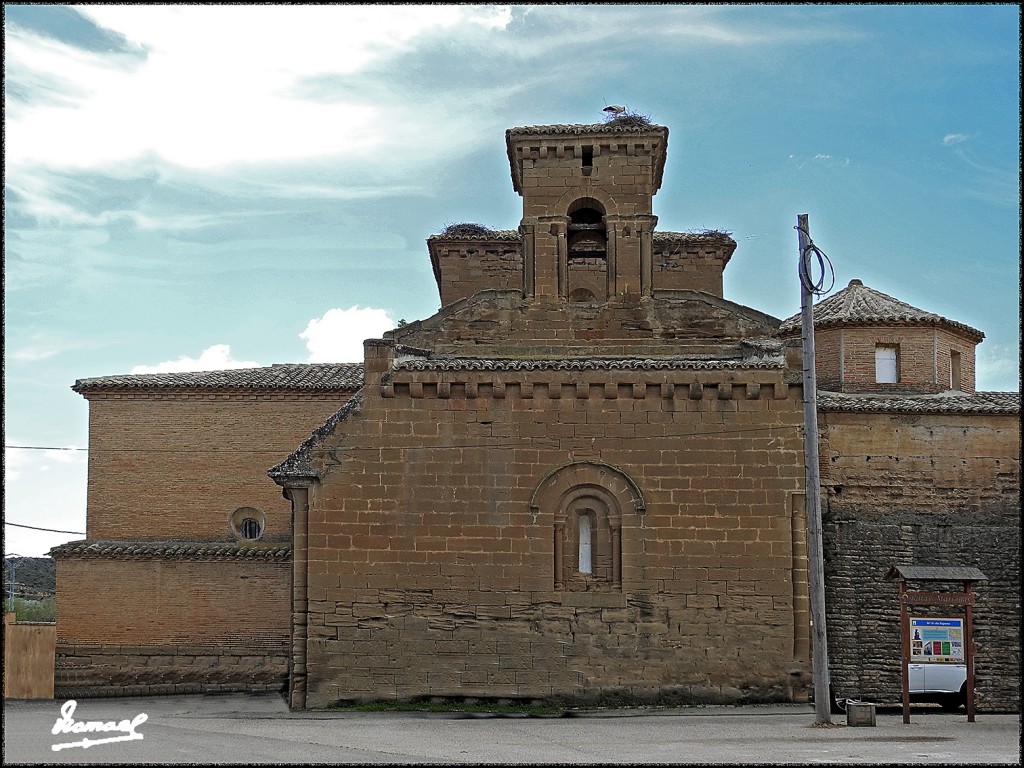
[[830, 664, 968, 712], [908, 663, 968, 710]]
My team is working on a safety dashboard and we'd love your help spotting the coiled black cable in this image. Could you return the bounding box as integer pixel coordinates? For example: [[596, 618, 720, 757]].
[[796, 224, 835, 297]]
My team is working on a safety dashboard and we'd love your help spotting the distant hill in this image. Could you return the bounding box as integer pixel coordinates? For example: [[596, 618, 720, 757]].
[[3, 556, 56, 601]]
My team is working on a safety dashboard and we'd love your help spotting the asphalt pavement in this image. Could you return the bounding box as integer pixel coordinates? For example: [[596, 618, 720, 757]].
[[3, 692, 1020, 764]]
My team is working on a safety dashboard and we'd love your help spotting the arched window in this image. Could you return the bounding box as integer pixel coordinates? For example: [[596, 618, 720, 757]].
[[530, 461, 645, 594], [568, 287, 598, 304], [566, 198, 608, 303], [578, 512, 593, 574], [558, 495, 616, 591]]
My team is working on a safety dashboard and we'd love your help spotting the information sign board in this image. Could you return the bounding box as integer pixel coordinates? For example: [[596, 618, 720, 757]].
[[910, 617, 964, 663]]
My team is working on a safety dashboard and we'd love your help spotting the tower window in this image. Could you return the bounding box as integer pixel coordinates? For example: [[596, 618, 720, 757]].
[[581, 146, 594, 171], [875, 345, 898, 383], [950, 350, 962, 390]]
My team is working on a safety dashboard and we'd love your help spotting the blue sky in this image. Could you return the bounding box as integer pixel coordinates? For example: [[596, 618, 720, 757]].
[[4, 4, 1020, 557]]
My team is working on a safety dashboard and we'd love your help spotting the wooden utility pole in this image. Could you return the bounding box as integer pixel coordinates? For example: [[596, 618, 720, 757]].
[[797, 214, 832, 724]]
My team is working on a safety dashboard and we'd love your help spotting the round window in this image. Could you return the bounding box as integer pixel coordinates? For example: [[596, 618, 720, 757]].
[[229, 506, 266, 541]]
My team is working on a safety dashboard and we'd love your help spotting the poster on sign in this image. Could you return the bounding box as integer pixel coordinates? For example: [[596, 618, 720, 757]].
[[910, 617, 965, 663]]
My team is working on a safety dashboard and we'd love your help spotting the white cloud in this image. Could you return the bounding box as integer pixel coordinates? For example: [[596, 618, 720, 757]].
[[300, 306, 396, 363], [12, 346, 60, 362], [5, 6, 513, 171], [130, 344, 260, 374], [942, 133, 970, 146]]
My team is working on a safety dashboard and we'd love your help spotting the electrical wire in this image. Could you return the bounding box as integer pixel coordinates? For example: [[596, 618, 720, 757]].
[[4, 424, 803, 456], [5, 522, 85, 535], [796, 224, 835, 296]]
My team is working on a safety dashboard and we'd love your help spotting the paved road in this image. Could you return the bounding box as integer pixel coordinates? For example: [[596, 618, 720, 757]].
[[3, 693, 1020, 764]]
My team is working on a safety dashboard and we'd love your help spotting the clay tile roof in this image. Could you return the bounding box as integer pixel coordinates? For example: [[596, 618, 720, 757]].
[[72, 363, 363, 393], [427, 230, 736, 246], [779, 279, 984, 341], [818, 390, 1019, 414], [653, 231, 737, 247], [49, 540, 291, 560], [506, 122, 668, 136], [427, 229, 520, 241], [395, 356, 785, 373]]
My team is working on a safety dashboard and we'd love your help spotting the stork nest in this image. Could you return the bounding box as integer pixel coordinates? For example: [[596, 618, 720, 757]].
[[440, 223, 496, 238], [688, 228, 734, 237], [603, 110, 653, 128]]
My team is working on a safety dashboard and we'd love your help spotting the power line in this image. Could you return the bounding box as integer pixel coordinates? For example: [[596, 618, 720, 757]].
[[5, 445, 86, 451], [5, 522, 85, 535], [3, 425, 804, 456]]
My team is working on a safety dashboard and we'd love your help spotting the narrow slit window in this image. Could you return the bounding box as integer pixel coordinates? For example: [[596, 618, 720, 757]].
[[578, 514, 593, 574], [581, 146, 594, 168], [950, 350, 962, 390]]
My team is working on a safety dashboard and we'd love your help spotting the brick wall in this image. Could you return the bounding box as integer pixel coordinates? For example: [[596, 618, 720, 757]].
[[82, 393, 350, 541], [55, 556, 291, 696], [814, 328, 844, 391], [816, 326, 978, 395], [819, 409, 1020, 711], [299, 362, 808, 708]]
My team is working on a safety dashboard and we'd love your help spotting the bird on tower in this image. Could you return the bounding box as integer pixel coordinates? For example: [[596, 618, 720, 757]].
[[602, 105, 627, 115]]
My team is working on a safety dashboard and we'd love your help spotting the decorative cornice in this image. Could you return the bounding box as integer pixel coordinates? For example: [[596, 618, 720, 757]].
[[49, 540, 292, 560]]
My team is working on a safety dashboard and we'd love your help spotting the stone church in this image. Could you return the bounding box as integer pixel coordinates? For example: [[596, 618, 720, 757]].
[[52, 117, 1020, 711]]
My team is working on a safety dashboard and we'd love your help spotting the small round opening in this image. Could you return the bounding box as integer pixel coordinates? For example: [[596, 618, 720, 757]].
[[240, 518, 262, 540], [229, 506, 266, 542]]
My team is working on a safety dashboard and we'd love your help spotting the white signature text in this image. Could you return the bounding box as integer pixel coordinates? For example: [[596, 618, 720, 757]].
[[51, 699, 148, 751]]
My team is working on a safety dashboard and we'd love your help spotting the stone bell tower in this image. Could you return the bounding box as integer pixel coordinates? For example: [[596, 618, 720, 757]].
[[505, 122, 668, 302]]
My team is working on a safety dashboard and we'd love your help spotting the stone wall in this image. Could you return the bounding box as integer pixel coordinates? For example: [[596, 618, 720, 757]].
[[55, 641, 287, 698], [428, 236, 523, 308], [820, 409, 1020, 712], [299, 352, 809, 708], [652, 236, 734, 296]]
